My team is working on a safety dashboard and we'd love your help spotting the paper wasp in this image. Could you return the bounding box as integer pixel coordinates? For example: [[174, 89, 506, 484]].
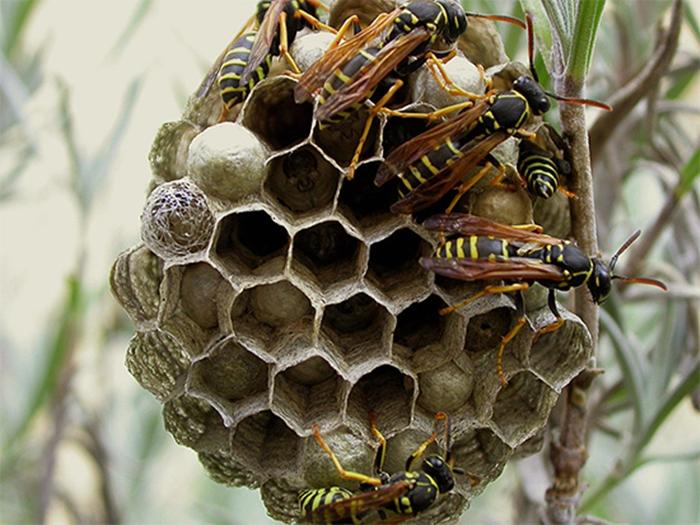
[[420, 213, 668, 384], [517, 123, 572, 199], [374, 13, 611, 214], [294, 1, 525, 179], [299, 412, 469, 524], [217, 0, 330, 112]]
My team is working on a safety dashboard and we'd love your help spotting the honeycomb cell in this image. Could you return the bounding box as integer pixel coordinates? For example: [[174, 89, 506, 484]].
[[381, 428, 440, 475], [336, 162, 399, 235], [163, 394, 223, 449], [451, 427, 512, 482], [381, 112, 430, 158], [320, 293, 392, 368], [189, 339, 270, 417], [313, 107, 380, 168], [212, 210, 289, 277], [346, 365, 415, 435], [265, 145, 340, 216], [149, 120, 199, 182], [291, 221, 363, 292], [179, 262, 226, 330], [272, 356, 346, 431], [366, 228, 432, 303], [231, 410, 302, 478], [199, 448, 260, 488], [464, 307, 516, 355], [241, 76, 313, 151], [490, 372, 558, 447], [416, 357, 474, 415], [231, 280, 314, 352], [110, 245, 163, 324]]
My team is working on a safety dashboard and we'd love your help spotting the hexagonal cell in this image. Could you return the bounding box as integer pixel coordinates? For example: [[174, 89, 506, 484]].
[[189, 340, 270, 417], [265, 145, 340, 216], [291, 221, 363, 292], [450, 427, 512, 482], [241, 76, 313, 150], [336, 161, 399, 235], [416, 357, 474, 416], [381, 112, 430, 157], [491, 371, 558, 447], [231, 410, 302, 478], [366, 228, 431, 302], [313, 107, 380, 167], [381, 428, 441, 475], [212, 210, 289, 277], [163, 394, 224, 449], [346, 365, 415, 435], [272, 356, 346, 431], [179, 262, 227, 331], [320, 293, 392, 367], [231, 280, 314, 352], [464, 307, 516, 355]]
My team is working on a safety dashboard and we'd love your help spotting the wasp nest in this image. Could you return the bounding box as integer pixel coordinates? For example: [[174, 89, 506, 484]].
[[111, 1, 591, 523]]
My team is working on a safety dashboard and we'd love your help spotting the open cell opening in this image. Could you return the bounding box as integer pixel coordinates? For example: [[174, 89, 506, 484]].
[[213, 210, 289, 277], [337, 162, 397, 233], [464, 307, 516, 354], [265, 146, 340, 216], [451, 427, 511, 480], [231, 280, 314, 350], [381, 114, 429, 157], [394, 295, 448, 350], [491, 372, 557, 447], [291, 221, 362, 291], [320, 293, 391, 367], [367, 229, 431, 301], [272, 356, 344, 429], [529, 319, 588, 389], [231, 410, 302, 476], [313, 107, 379, 167], [346, 365, 414, 435], [242, 77, 313, 150]]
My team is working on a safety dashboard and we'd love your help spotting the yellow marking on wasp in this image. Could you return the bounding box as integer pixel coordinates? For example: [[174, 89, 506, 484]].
[[421, 155, 440, 175], [446, 139, 462, 156], [334, 69, 351, 83], [502, 241, 509, 260], [488, 253, 496, 262], [469, 236, 478, 260], [398, 173, 414, 191], [456, 237, 465, 258], [557, 254, 565, 263], [409, 165, 426, 184], [231, 46, 252, 54]]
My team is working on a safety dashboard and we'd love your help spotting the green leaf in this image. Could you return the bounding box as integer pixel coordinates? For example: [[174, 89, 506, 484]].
[[684, 0, 700, 45], [677, 146, 700, 197], [567, 0, 606, 82], [519, 0, 557, 72], [665, 67, 698, 100], [1, 0, 42, 58]]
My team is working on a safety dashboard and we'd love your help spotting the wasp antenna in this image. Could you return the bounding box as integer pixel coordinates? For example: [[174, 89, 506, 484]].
[[544, 90, 612, 111], [525, 13, 538, 83], [609, 229, 642, 272], [464, 12, 526, 30], [612, 275, 668, 291]]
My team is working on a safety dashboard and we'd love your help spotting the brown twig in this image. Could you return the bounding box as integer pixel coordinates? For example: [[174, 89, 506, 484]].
[[589, 0, 683, 167]]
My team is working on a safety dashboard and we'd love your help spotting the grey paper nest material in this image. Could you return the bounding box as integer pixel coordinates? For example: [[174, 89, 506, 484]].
[[110, 2, 592, 523]]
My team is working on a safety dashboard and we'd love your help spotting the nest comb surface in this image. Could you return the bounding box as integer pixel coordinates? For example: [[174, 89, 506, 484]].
[[111, 1, 592, 523]]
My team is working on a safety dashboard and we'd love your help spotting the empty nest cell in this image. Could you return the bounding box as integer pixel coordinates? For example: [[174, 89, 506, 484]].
[[464, 307, 518, 355], [231, 280, 314, 351], [312, 107, 380, 167], [490, 372, 558, 447], [320, 293, 392, 368], [272, 356, 346, 430], [265, 145, 340, 216], [337, 161, 397, 233], [346, 365, 414, 436], [242, 76, 313, 151], [212, 210, 289, 277], [366, 228, 431, 302], [291, 221, 363, 292]]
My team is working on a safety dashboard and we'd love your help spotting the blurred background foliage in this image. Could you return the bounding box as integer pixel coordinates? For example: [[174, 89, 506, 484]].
[[0, 0, 698, 524]]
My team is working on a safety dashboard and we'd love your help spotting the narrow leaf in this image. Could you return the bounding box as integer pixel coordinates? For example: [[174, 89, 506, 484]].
[[1, 0, 41, 58], [567, 0, 606, 82], [519, 0, 557, 73], [677, 147, 700, 197], [684, 1, 700, 44]]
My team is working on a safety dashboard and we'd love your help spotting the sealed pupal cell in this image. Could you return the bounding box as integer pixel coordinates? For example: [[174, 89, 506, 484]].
[[187, 122, 268, 202], [149, 120, 199, 183], [140, 179, 215, 261], [410, 53, 485, 109]]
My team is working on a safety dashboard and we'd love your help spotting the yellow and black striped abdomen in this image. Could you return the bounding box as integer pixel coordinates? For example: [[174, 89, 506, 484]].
[[517, 152, 559, 199], [218, 32, 272, 110], [383, 471, 438, 516], [298, 487, 357, 524], [397, 138, 462, 197], [435, 236, 513, 262]]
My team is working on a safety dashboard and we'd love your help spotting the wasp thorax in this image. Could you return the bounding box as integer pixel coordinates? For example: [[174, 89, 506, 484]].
[[513, 76, 550, 115], [422, 455, 455, 493]]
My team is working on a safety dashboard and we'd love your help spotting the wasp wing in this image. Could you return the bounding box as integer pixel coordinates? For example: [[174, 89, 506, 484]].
[[422, 213, 564, 246], [375, 99, 491, 187], [305, 481, 411, 524], [420, 257, 566, 283], [314, 28, 431, 122], [241, 0, 289, 83], [294, 8, 402, 103], [389, 131, 510, 214]]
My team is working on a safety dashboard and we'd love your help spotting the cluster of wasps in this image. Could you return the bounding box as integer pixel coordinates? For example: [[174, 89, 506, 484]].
[[216, 1, 667, 522]]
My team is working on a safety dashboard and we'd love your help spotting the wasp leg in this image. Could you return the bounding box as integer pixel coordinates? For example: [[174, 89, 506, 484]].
[[476, 64, 493, 91], [489, 160, 520, 192], [347, 79, 404, 180], [439, 282, 530, 316], [496, 290, 527, 385], [328, 15, 362, 49], [368, 411, 389, 481], [379, 99, 474, 121], [426, 52, 488, 100], [532, 289, 565, 343], [558, 185, 577, 199], [516, 129, 537, 141], [312, 424, 383, 486], [404, 430, 438, 471], [509, 223, 544, 233], [278, 11, 301, 74], [445, 164, 493, 215], [296, 9, 337, 34]]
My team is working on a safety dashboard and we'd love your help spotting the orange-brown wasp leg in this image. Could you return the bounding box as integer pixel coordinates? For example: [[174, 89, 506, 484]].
[[379, 99, 474, 121], [558, 185, 577, 199], [445, 164, 493, 214], [404, 430, 438, 471], [296, 9, 337, 34], [368, 411, 387, 476], [426, 52, 488, 100], [312, 424, 383, 486], [346, 79, 404, 180], [328, 15, 363, 49], [532, 289, 565, 343], [278, 11, 302, 74], [516, 129, 537, 141], [439, 283, 529, 316]]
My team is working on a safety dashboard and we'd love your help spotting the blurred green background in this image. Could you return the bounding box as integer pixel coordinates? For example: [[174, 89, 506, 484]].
[[1, 0, 698, 523]]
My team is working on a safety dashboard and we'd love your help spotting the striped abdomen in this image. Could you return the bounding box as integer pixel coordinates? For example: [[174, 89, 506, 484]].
[[298, 487, 358, 524], [517, 141, 559, 199], [435, 236, 516, 262], [318, 47, 381, 127], [218, 32, 272, 110], [381, 471, 438, 516], [397, 138, 464, 197]]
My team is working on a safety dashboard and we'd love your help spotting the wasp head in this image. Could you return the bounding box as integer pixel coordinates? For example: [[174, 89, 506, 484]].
[[587, 258, 612, 304], [513, 76, 550, 116], [422, 455, 454, 493], [436, 0, 468, 44]]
